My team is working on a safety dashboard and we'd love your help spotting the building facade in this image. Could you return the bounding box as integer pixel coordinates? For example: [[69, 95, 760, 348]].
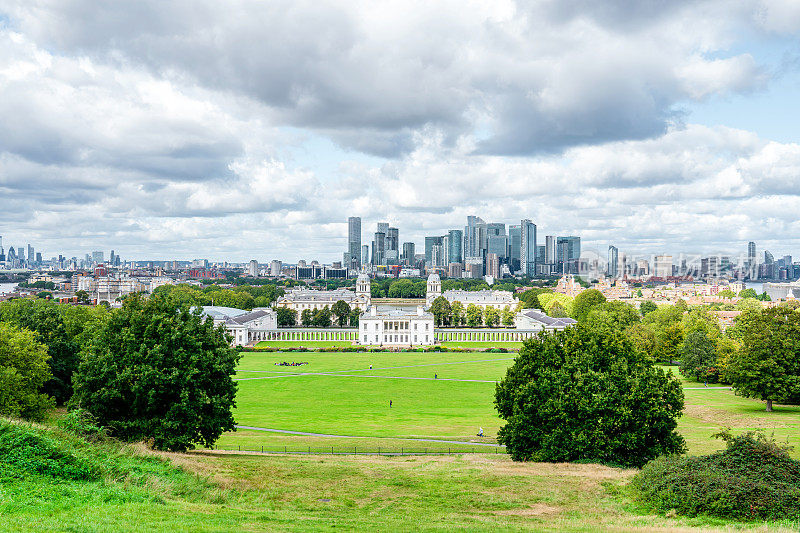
[[358, 306, 435, 346]]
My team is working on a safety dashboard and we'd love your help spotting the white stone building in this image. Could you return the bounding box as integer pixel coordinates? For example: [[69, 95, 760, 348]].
[[276, 273, 371, 312], [201, 306, 278, 346], [425, 273, 515, 310], [358, 306, 435, 346]]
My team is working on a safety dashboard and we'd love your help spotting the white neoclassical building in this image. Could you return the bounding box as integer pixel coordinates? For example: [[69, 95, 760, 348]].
[[358, 306, 435, 347], [276, 273, 371, 312], [425, 273, 516, 311], [201, 306, 279, 346]]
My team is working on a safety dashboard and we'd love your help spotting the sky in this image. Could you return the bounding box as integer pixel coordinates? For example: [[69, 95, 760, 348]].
[[1, 0, 800, 263]]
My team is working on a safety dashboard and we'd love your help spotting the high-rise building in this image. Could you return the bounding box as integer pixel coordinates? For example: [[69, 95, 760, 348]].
[[385, 227, 400, 265], [487, 234, 508, 261], [545, 236, 556, 264], [464, 216, 487, 261], [347, 217, 361, 270], [654, 255, 673, 278], [430, 244, 444, 268], [607, 246, 619, 278], [27, 245, 34, 265], [520, 219, 537, 277], [402, 242, 416, 266], [556, 237, 580, 274], [92, 251, 104, 264], [270, 260, 282, 277], [747, 241, 756, 266], [447, 230, 463, 265], [486, 223, 505, 236], [248, 260, 259, 277], [486, 253, 500, 278], [361, 245, 370, 267], [372, 232, 386, 266], [425, 236, 443, 266], [508, 225, 521, 272]]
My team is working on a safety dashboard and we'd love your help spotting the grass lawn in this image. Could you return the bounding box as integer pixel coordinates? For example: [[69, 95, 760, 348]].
[[254, 340, 354, 348], [439, 341, 524, 349]]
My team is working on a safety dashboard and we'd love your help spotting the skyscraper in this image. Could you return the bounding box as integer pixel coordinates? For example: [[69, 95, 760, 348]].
[[361, 245, 370, 267], [607, 245, 618, 278], [348, 217, 361, 270], [372, 231, 386, 266], [520, 219, 537, 278], [447, 230, 463, 265], [27, 245, 34, 265], [402, 242, 416, 266], [508, 225, 521, 272], [425, 236, 443, 266], [556, 237, 581, 274], [385, 227, 399, 264], [545, 236, 556, 264], [464, 216, 487, 261], [92, 251, 104, 264]]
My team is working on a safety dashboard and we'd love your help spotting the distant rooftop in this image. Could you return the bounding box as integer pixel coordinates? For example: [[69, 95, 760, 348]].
[[200, 306, 248, 320]]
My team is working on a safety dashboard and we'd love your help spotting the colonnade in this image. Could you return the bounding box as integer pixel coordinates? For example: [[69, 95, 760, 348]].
[[248, 328, 358, 343], [433, 329, 540, 342]]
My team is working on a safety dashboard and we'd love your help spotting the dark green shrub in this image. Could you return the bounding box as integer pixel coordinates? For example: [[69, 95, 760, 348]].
[[633, 431, 800, 520]]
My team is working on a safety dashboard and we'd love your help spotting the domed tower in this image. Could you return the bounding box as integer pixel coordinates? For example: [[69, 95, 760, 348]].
[[356, 273, 371, 307], [426, 273, 442, 306]]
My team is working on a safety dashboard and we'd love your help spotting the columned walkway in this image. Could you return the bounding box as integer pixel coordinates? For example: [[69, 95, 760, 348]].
[[248, 328, 359, 343], [432, 328, 540, 342]]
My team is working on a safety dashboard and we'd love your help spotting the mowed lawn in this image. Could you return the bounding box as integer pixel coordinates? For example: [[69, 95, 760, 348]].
[[217, 353, 800, 458]]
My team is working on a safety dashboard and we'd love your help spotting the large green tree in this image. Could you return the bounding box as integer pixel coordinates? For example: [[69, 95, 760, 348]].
[[727, 308, 800, 411], [331, 300, 351, 326], [0, 323, 55, 421], [495, 324, 685, 467], [679, 329, 720, 383], [466, 304, 483, 327], [571, 289, 607, 322], [70, 294, 240, 451], [276, 307, 297, 327], [430, 296, 452, 327]]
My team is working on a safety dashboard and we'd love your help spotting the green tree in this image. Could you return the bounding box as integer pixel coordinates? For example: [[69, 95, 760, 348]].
[[484, 307, 499, 327], [738, 288, 758, 299], [639, 301, 658, 316], [451, 301, 464, 326], [679, 329, 720, 383], [0, 323, 55, 421], [37, 291, 52, 299], [70, 294, 240, 451], [300, 309, 313, 327], [717, 289, 735, 299], [430, 296, 452, 327], [466, 304, 483, 327], [276, 307, 297, 327], [571, 289, 606, 322], [727, 308, 800, 411], [501, 307, 515, 326], [349, 307, 361, 327], [736, 298, 762, 312], [331, 300, 351, 326], [585, 301, 640, 331], [495, 324, 685, 467], [75, 290, 90, 304], [312, 306, 332, 327]]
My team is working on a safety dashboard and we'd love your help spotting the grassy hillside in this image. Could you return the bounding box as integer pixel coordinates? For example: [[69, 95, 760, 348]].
[[5, 417, 799, 531]]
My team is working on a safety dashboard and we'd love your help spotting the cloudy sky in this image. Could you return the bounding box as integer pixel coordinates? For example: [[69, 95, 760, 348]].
[[1, 0, 800, 263]]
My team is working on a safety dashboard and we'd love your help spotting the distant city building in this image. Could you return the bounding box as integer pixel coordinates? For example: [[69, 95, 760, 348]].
[[607, 245, 619, 278], [248, 260, 259, 277], [464, 216, 487, 263], [520, 219, 537, 277], [372, 231, 386, 265], [425, 236, 443, 266], [486, 252, 500, 278], [654, 255, 673, 278], [556, 237, 580, 274], [92, 251, 104, 264], [270, 260, 282, 277], [447, 229, 463, 265], [508, 225, 521, 272], [401, 242, 416, 266], [347, 216, 361, 271], [361, 245, 370, 267]]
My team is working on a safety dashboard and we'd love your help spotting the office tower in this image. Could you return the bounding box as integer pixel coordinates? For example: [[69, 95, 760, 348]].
[[556, 237, 581, 274], [464, 216, 487, 261], [607, 246, 619, 278], [520, 219, 537, 277], [747, 241, 756, 267], [372, 232, 386, 266], [36, 252, 42, 263], [385, 227, 399, 264], [402, 242, 416, 266], [441, 233, 450, 264], [347, 217, 361, 270], [27, 245, 34, 264], [248, 260, 259, 277], [0, 235, 3, 262], [545, 236, 556, 264], [431, 244, 444, 268], [486, 253, 500, 278], [448, 262, 463, 278], [18, 247, 25, 262], [486, 223, 505, 237], [654, 255, 672, 278], [508, 225, 521, 272], [361, 245, 370, 267], [487, 234, 508, 261], [447, 230, 463, 265], [270, 260, 282, 276], [536, 245, 545, 265], [92, 251, 104, 264], [425, 236, 443, 266]]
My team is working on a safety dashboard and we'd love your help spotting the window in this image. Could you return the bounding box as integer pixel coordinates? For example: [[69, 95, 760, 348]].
[[414, 323, 417, 330], [414, 335, 417, 342]]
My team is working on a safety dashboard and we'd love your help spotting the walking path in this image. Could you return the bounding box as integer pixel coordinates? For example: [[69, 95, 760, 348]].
[[234, 425, 505, 447]]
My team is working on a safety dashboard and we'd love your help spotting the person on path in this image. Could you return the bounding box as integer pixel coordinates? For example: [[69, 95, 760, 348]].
[[478, 427, 484, 437], [370, 364, 373, 369], [389, 400, 392, 408], [435, 373, 437, 379]]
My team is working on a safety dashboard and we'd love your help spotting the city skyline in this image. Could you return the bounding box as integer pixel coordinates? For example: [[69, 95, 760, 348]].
[[2, 3, 800, 261]]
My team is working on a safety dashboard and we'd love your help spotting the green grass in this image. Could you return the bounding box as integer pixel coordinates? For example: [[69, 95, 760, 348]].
[[254, 340, 355, 348], [439, 341, 523, 349], [8, 419, 799, 531]]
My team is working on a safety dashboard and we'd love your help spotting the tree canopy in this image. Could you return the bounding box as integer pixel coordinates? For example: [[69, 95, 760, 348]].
[[495, 323, 685, 467], [0, 323, 55, 421], [70, 294, 241, 451], [571, 289, 606, 322]]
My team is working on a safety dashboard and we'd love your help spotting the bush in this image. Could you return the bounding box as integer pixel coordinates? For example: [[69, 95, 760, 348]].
[[633, 431, 800, 520]]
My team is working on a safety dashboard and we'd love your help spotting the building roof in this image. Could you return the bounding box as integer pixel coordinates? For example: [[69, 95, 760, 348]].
[[279, 287, 363, 302], [362, 306, 433, 319], [225, 308, 275, 326], [443, 289, 515, 303], [200, 306, 249, 320], [519, 309, 577, 328]]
